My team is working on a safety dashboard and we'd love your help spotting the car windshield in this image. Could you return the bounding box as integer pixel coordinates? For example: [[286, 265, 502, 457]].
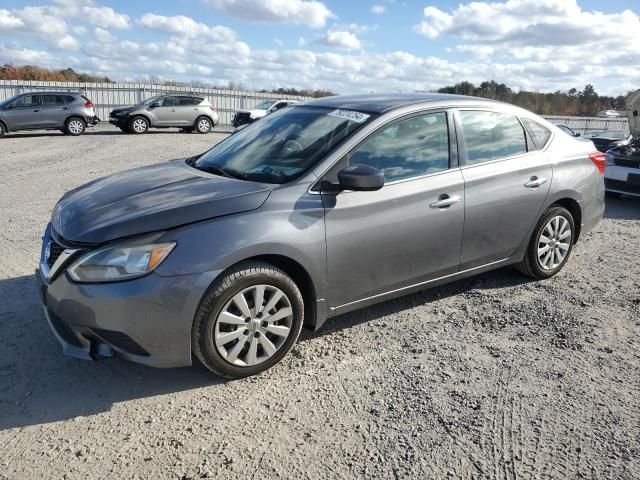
[[254, 100, 275, 110], [192, 106, 374, 183], [0, 94, 21, 107], [590, 130, 629, 139], [138, 95, 164, 106]]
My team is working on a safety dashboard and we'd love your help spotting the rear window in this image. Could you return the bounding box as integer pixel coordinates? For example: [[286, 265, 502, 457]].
[[459, 110, 527, 165], [521, 118, 551, 150]]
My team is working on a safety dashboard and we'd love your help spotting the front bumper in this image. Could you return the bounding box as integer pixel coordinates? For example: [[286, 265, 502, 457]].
[[604, 165, 640, 197], [36, 229, 217, 368]]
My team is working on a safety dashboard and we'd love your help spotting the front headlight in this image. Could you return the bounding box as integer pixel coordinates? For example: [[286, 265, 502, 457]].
[[68, 238, 176, 283]]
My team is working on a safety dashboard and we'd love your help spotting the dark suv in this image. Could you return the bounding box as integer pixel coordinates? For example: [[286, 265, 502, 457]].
[[0, 92, 98, 136]]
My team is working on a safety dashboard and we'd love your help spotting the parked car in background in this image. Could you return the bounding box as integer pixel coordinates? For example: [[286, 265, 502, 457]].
[[585, 129, 632, 152], [232, 99, 298, 127], [604, 141, 640, 198], [553, 123, 580, 137], [0, 92, 98, 137], [37, 93, 605, 378], [109, 94, 218, 134], [596, 110, 621, 118]]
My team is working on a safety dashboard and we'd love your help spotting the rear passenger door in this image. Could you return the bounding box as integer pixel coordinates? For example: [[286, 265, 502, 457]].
[[40, 94, 69, 128], [175, 96, 202, 126], [456, 110, 552, 269]]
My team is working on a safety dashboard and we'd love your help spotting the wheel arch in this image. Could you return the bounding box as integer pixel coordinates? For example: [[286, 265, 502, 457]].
[[65, 114, 86, 124], [214, 254, 318, 330], [550, 197, 582, 243], [0, 117, 8, 133], [129, 113, 151, 127]]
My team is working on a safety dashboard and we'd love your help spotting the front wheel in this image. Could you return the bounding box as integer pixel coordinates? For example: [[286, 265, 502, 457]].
[[195, 116, 212, 134], [129, 116, 149, 134], [65, 118, 86, 136], [192, 262, 304, 378], [517, 206, 575, 279]]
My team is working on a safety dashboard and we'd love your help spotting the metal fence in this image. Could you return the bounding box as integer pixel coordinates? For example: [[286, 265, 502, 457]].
[[0, 80, 632, 133], [0, 80, 310, 125], [543, 115, 629, 136]]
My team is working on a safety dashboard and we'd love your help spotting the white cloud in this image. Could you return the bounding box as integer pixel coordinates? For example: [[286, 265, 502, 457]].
[[274, 38, 284, 47], [203, 0, 335, 28], [0, 6, 79, 51], [370, 5, 385, 15], [139, 13, 237, 44], [94, 27, 114, 43], [82, 6, 129, 29], [318, 30, 362, 50], [73, 25, 87, 35]]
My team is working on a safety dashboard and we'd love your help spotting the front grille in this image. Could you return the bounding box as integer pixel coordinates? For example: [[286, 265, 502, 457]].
[[91, 328, 150, 356], [46, 239, 65, 268], [614, 158, 640, 169], [605, 178, 640, 194]]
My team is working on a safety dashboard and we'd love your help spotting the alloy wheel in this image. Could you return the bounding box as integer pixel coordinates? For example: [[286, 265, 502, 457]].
[[214, 284, 293, 367], [68, 120, 84, 134], [132, 118, 147, 133], [537, 215, 572, 270], [198, 118, 211, 133]]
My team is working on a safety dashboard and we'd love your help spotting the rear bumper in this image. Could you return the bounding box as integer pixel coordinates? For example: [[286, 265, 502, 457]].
[[604, 165, 640, 197], [36, 265, 215, 368]]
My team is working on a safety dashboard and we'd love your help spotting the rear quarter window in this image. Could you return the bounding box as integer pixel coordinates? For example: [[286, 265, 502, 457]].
[[521, 118, 552, 150]]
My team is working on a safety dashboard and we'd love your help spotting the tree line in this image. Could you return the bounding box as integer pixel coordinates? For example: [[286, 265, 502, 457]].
[[0, 63, 112, 83], [436, 81, 629, 117]]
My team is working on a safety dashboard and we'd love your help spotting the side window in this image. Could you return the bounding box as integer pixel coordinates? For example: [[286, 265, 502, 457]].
[[157, 96, 176, 107], [459, 110, 527, 165], [42, 95, 66, 106], [14, 95, 40, 108], [348, 112, 450, 182], [177, 97, 200, 106], [521, 118, 551, 150]]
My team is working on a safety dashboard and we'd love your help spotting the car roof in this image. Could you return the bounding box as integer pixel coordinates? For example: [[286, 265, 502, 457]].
[[301, 92, 500, 114], [19, 91, 82, 95]]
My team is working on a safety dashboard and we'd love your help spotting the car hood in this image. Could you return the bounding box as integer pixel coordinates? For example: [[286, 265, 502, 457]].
[[111, 105, 136, 115], [52, 159, 274, 244]]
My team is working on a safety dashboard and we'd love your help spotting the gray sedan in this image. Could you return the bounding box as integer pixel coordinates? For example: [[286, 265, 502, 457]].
[[37, 93, 605, 378]]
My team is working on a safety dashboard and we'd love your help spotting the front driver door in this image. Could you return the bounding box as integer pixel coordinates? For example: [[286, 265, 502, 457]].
[[322, 111, 465, 309], [150, 96, 177, 126]]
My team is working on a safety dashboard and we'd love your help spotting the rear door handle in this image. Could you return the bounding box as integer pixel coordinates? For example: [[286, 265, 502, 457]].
[[524, 176, 547, 188], [32, 109, 40, 112], [429, 194, 461, 209]]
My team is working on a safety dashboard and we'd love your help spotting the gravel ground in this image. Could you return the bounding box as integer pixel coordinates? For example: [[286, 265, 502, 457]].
[[1, 123, 639, 479]]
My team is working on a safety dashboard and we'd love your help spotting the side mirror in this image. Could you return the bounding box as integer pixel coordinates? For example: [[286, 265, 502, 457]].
[[337, 164, 384, 191], [150, 102, 160, 108], [7, 104, 15, 109], [575, 133, 581, 137]]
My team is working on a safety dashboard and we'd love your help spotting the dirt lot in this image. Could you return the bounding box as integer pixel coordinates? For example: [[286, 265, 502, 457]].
[[1, 124, 639, 479]]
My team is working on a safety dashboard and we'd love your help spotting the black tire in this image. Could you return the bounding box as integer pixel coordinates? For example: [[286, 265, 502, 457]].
[[192, 261, 304, 378], [64, 117, 86, 136], [605, 191, 623, 199], [128, 116, 149, 134], [195, 116, 212, 134], [0, 122, 6, 137], [517, 206, 575, 279]]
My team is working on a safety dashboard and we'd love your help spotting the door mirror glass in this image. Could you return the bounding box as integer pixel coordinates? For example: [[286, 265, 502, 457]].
[[337, 164, 384, 191]]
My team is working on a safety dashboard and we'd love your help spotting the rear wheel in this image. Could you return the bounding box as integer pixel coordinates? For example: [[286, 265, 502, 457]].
[[192, 261, 304, 378], [129, 116, 149, 134], [65, 117, 86, 136], [195, 116, 212, 134], [0, 122, 5, 137], [518, 206, 575, 279]]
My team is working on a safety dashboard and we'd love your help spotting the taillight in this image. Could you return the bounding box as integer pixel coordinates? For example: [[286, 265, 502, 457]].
[[84, 100, 94, 108], [589, 152, 606, 174]]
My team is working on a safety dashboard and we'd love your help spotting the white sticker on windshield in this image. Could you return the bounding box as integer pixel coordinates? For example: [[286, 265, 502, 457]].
[[328, 109, 370, 123]]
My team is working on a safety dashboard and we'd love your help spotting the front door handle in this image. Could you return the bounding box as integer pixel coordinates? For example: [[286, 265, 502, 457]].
[[32, 109, 40, 112], [429, 194, 461, 209], [524, 176, 548, 188]]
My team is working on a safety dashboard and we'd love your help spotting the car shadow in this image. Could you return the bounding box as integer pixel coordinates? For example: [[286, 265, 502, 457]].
[[300, 267, 533, 342], [0, 274, 226, 430], [604, 195, 640, 220]]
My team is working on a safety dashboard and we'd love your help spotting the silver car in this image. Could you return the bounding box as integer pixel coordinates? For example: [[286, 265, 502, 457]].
[[0, 92, 98, 136], [109, 94, 219, 134], [37, 93, 605, 378]]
